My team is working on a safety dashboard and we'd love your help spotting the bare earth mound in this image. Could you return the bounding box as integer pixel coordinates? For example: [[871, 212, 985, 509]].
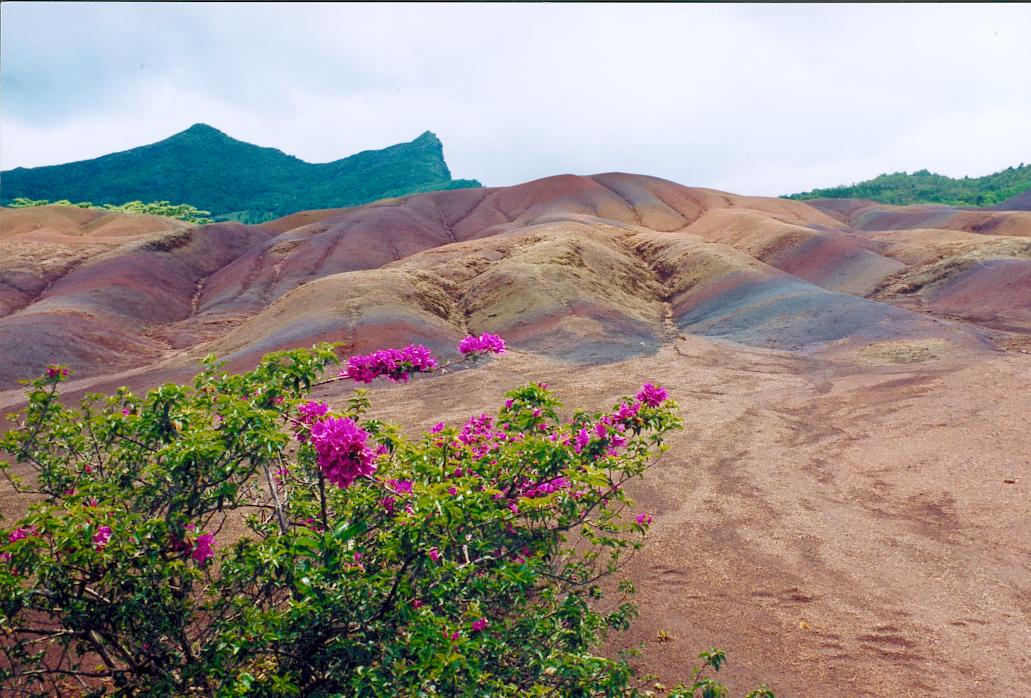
[[1, 176, 1028, 695]]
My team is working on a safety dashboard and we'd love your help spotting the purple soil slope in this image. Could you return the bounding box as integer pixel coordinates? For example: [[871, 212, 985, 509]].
[[865, 229, 1031, 333], [992, 188, 1031, 211], [807, 199, 1031, 237], [682, 208, 904, 295], [0, 221, 271, 385], [0, 207, 190, 316]]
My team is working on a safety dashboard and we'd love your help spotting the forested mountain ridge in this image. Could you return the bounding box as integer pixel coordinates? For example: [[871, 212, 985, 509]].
[[0, 124, 481, 223], [784, 163, 1031, 208]]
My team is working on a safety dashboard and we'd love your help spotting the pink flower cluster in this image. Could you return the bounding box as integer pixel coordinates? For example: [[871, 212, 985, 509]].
[[458, 414, 510, 458], [636, 383, 668, 407], [93, 525, 112, 550], [458, 333, 506, 355], [574, 428, 591, 454], [7, 526, 37, 543], [381, 479, 416, 516], [520, 476, 570, 499], [297, 400, 330, 424], [613, 400, 642, 423], [388, 479, 413, 495], [310, 416, 378, 488], [192, 533, 215, 565], [341, 344, 437, 384], [45, 366, 69, 379], [568, 402, 643, 456], [168, 524, 215, 565], [4, 526, 40, 564], [565, 388, 663, 456], [294, 401, 331, 442]]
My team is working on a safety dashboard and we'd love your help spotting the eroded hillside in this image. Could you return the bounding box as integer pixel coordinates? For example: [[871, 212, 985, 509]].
[[3, 173, 1028, 392]]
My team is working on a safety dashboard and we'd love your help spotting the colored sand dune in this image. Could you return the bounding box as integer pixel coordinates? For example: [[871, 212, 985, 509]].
[[1, 173, 1028, 390]]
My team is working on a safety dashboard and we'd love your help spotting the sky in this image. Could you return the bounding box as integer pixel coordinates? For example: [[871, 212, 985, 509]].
[[2, 2, 1030, 196]]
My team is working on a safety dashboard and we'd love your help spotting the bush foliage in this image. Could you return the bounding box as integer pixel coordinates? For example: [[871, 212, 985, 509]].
[[6, 197, 214, 224], [0, 339, 772, 697]]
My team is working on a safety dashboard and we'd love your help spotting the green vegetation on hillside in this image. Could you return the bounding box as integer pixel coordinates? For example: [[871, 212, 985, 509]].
[[6, 197, 214, 224], [1, 124, 482, 223], [784, 163, 1031, 207]]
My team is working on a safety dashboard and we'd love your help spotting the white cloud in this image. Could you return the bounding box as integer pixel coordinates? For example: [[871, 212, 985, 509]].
[[2, 2, 1029, 195]]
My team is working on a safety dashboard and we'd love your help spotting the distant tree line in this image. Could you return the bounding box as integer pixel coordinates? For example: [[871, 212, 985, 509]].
[[6, 197, 214, 224], [784, 163, 1031, 207]]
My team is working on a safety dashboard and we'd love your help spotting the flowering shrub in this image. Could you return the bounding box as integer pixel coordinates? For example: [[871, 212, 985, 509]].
[[0, 337, 772, 696], [308, 416, 379, 488], [341, 344, 438, 383], [457, 332, 506, 355]]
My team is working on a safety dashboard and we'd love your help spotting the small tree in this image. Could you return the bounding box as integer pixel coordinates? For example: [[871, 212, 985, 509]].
[[0, 338, 771, 696]]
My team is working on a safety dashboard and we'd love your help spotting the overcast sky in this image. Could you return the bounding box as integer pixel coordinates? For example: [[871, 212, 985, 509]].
[[2, 2, 1029, 196]]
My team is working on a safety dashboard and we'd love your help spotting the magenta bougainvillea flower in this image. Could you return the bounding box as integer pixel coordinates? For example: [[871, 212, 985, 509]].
[[294, 401, 332, 442], [636, 383, 668, 407], [574, 428, 591, 454], [169, 525, 216, 565], [7, 526, 37, 543], [297, 400, 330, 424], [192, 533, 215, 565], [471, 618, 489, 632], [636, 512, 653, 526], [387, 479, 413, 495], [457, 413, 509, 458], [613, 401, 641, 423], [458, 333, 506, 355], [341, 344, 437, 384], [519, 476, 570, 499], [310, 417, 378, 488], [93, 525, 112, 550]]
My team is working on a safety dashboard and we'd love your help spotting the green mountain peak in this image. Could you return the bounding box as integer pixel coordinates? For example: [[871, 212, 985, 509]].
[[413, 130, 440, 144], [183, 122, 224, 135], [2, 127, 481, 223]]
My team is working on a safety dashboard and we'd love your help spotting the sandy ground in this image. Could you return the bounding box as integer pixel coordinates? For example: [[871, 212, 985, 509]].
[[1, 331, 1027, 696], [306, 339, 1031, 697]]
